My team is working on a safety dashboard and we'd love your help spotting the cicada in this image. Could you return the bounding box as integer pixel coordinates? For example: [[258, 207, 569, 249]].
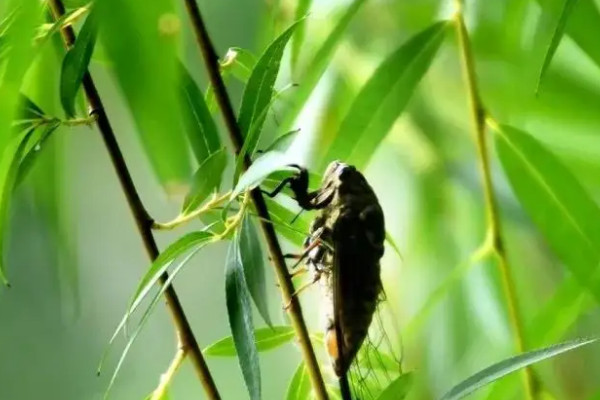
[[268, 161, 397, 396]]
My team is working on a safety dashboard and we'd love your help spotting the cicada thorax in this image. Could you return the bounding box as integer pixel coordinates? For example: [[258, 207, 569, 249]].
[[302, 162, 386, 377]]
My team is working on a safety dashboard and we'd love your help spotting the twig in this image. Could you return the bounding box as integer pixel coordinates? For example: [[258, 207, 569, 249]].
[[47, 1, 221, 399], [151, 344, 187, 400], [453, 1, 535, 399], [181, 1, 329, 399]]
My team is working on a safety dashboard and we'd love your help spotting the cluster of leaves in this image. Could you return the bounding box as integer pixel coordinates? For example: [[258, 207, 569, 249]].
[[2, 0, 600, 399]]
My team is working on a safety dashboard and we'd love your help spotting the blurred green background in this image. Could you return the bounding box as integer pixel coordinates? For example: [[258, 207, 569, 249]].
[[2, 0, 600, 399]]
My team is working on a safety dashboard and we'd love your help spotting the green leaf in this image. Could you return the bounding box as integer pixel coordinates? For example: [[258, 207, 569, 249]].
[[203, 326, 295, 356], [221, 47, 258, 83], [494, 124, 600, 302], [239, 215, 272, 326], [376, 373, 413, 400], [59, 7, 97, 118], [237, 20, 301, 142], [262, 129, 301, 153], [101, 248, 202, 397], [535, 0, 579, 93], [322, 21, 448, 169], [264, 197, 311, 247], [127, 231, 214, 322], [36, 6, 89, 46], [180, 64, 221, 164], [0, 129, 34, 284], [438, 338, 597, 400], [16, 120, 61, 185], [182, 148, 227, 214], [231, 151, 296, 200], [97, 0, 191, 189], [286, 362, 311, 400], [225, 234, 261, 400], [291, 0, 312, 73], [536, 0, 600, 70], [282, 0, 367, 131]]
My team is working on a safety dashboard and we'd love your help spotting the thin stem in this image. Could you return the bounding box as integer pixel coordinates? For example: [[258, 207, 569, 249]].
[[152, 192, 231, 231], [151, 346, 187, 400], [182, 1, 329, 399], [453, 4, 535, 400], [47, 2, 221, 399]]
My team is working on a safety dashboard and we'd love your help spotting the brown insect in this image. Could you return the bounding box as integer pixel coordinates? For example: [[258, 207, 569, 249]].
[[267, 160, 385, 377]]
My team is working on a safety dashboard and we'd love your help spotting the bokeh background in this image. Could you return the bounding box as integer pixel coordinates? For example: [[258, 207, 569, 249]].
[[2, 0, 600, 399]]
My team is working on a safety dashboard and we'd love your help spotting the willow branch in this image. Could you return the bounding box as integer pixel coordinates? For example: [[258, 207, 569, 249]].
[[453, 2, 534, 399], [47, 1, 220, 398], [181, 1, 329, 399]]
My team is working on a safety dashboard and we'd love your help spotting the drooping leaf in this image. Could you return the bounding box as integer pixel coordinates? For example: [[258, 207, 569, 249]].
[[237, 20, 301, 144], [182, 148, 227, 214], [439, 338, 597, 400], [282, 0, 367, 131], [203, 326, 295, 356], [494, 124, 600, 302], [231, 151, 297, 200], [101, 248, 202, 396], [376, 373, 413, 400], [322, 21, 448, 169], [286, 362, 311, 400], [535, 0, 579, 93], [225, 234, 261, 400], [127, 231, 214, 322], [16, 120, 61, 185], [536, 0, 600, 70], [97, 0, 191, 189], [239, 215, 272, 326], [180, 64, 221, 164], [0, 129, 35, 284], [59, 6, 97, 117]]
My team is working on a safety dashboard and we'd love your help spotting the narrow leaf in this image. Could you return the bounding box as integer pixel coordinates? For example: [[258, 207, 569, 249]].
[[231, 151, 296, 200], [225, 235, 261, 400], [128, 231, 214, 320], [439, 338, 597, 400], [376, 373, 413, 400], [291, 0, 312, 72], [16, 120, 61, 185], [494, 124, 600, 302], [286, 362, 311, 400], [264, 197, 311, 246], [237, 20, 301, 142], [60, 7, 97, 117], [221, 47, 258, 83], [262, 129, 301, 153], [323, 21, 448, 169], [535, 0, 579, 93], [239, 215, 272, 326], [203, 326, 295, 356], [182, 148, 227, 214], [0, 130, 34, 284], [180, 65, 221, 164], [282, 0, 367, 131]]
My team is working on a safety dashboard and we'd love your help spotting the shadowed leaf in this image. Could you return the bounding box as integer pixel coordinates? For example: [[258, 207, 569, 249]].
[[182, 148, 227, 214]]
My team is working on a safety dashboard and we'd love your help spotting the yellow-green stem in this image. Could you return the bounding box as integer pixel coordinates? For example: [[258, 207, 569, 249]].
[[453, 3, 535, 399], [152, 192, 231, 231], [151, 346, 187, 400]]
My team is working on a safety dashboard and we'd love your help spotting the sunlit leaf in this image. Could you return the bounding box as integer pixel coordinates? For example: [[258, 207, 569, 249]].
[[239, 215, 272, 326], [282, 0, 367, 131], [535, 0, 579, 93], [225, 234, 261, 400], [59, 7, 97, 117], [286, 362, 311, 400], [322, 21, 448, 169], [231, 151, 297, 200], [262, 129, 301, 153], [203, 326, 295, 356], [97, 0, 191, 189], [182, 148, 227, 214], [221, 47, 257, 83], [439, 338, 597, 400], [237, 20, 301, 144], [376, 373, 413, 400], [494, 124, 600, 301], [36, 5, 89, 45], [180, 64, 221, 164]]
